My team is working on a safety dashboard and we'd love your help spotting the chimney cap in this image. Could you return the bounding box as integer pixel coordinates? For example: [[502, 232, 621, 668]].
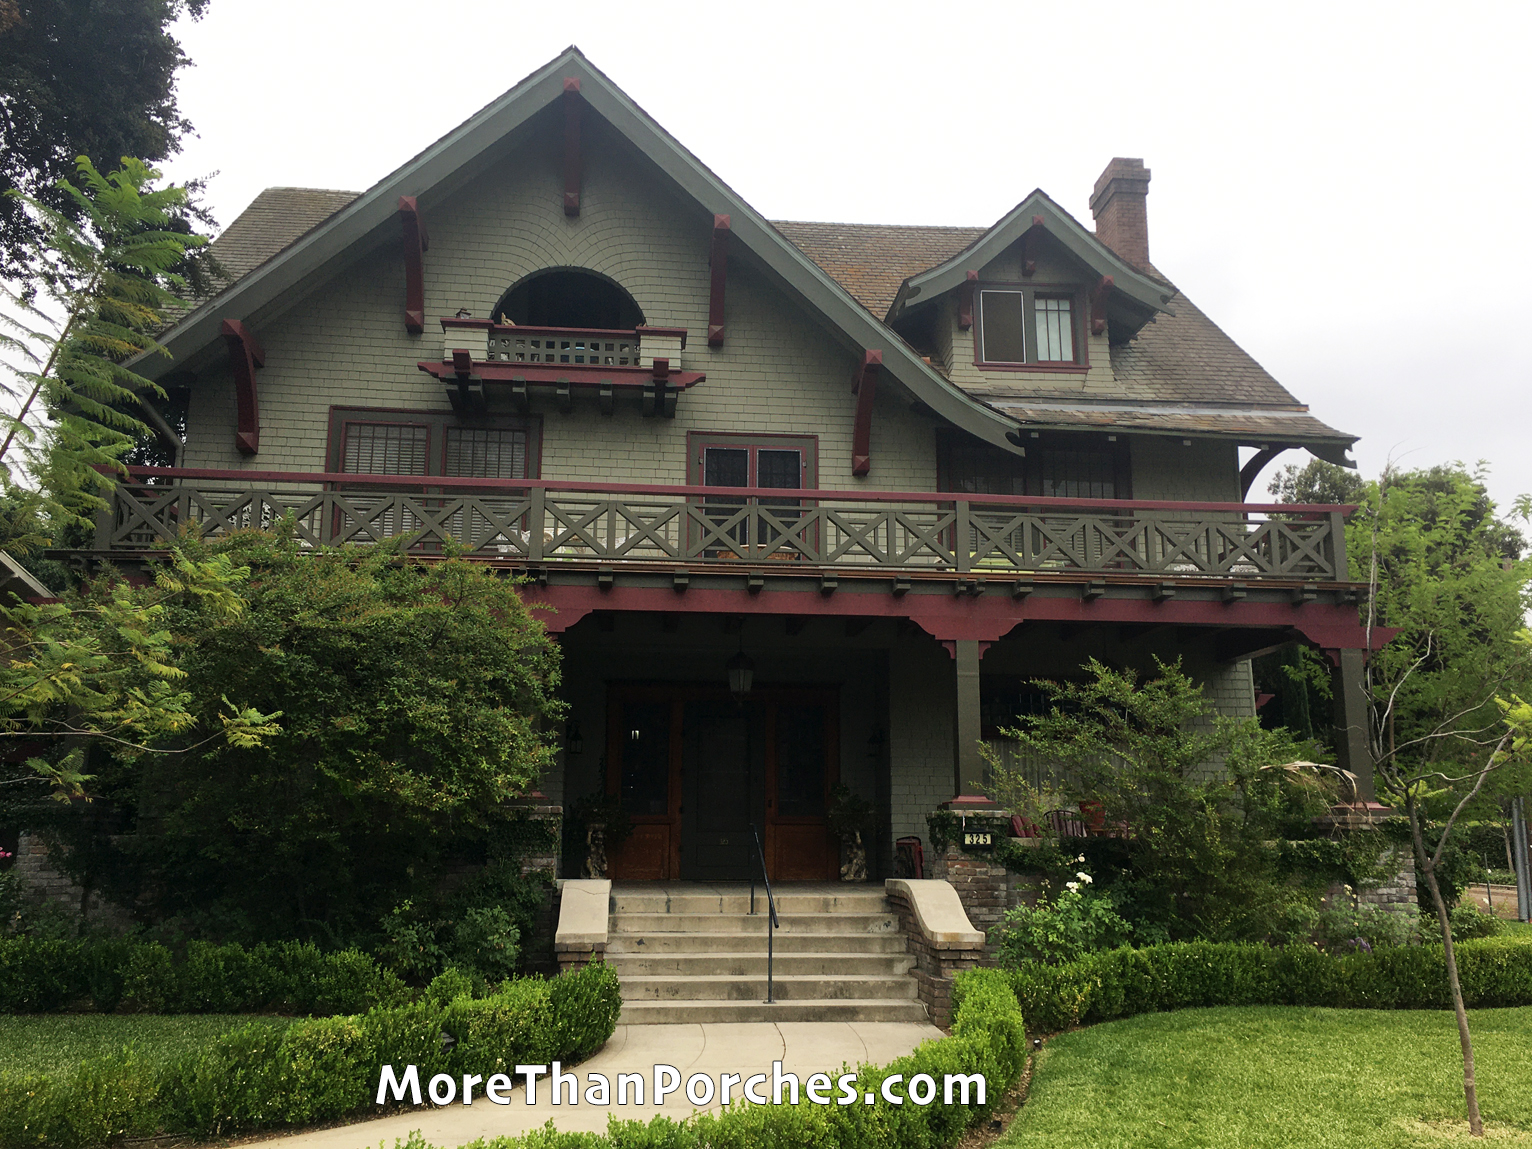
[[1090, 157, 1151, 214]]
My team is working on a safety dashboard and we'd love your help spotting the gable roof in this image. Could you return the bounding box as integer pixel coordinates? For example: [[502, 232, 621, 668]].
[[172, 50, 1354, 463], [145, 47, 1033, 458]]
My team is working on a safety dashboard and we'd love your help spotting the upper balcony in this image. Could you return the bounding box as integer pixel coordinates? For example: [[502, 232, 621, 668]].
[[97, 468, 1354, 587]]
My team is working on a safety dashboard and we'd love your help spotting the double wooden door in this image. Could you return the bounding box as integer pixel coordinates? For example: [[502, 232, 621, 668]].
[[605, 685, 838, 881]]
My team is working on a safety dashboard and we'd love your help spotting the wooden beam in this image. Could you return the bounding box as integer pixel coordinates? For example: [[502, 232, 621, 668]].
[[562, 78, 582, 216], [958, 270, 977, 330], [1090, 275, 1114, 337], [397, 196, 428, 334], [850, 349, 882, 477], [220, 319, 264, 456], [1240, 445, 1288, 498], [708, 215, 730, 347]]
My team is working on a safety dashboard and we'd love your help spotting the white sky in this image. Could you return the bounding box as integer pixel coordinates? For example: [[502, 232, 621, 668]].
[[160, 0, 1532, 514]]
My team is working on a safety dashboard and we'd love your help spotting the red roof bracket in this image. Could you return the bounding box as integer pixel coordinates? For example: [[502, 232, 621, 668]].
[[1090, 274, 1114, 337], [220, 319, 264, 456], [850, 349, 882, 477], [958, 270, 977, 331], [398, 196, 429, 334], [708, 214, 730, 347], [563, 78, 582, 217]]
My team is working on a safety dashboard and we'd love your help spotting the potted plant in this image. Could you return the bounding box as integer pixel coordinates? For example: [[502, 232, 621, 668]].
[[569, 792, 633, 879], [827, 783, 874, 881]]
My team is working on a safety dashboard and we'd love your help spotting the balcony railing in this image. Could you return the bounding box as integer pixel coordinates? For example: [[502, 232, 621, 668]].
[[100, 468, 1351, 582]]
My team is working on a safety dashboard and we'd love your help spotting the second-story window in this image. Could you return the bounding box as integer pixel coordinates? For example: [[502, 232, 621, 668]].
[[328, 408, 540, 478], [978, 287, 1080, 366]]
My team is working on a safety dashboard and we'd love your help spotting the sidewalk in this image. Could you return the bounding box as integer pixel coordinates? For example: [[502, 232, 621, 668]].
[[250, 1020, 944, 1149]]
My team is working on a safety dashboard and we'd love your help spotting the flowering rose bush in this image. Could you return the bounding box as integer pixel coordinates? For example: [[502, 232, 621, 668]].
[[991, 859, 1134, 967]]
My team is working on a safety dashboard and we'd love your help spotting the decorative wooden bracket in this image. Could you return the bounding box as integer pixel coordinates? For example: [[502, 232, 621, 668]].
[[1020, 215, 1044, 277], [958, 270, 977, 330], [850, 349, 882, 477], [563, 78, 582, 217], [398, 197, 429, 334], [1090, 274, 1114, 336], [708, 214, 730, 347], [220, 319, 263, 456], [446, 347, 485, 413], [644, 357, 677, 418], [1239, 444, 1287, 498]]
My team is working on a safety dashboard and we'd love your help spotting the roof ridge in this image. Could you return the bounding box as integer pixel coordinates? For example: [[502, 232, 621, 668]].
[[772, 220, 988, 231]]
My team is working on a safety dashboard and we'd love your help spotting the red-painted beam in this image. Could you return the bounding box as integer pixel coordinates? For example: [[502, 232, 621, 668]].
[[958, 270, 977, 330], [850, 349, 881, 477], [416, 360, 705, 390], [398, 196, 429, 334], [219, 319, 264, 456], [708, 214, 730, 347], [1091, 274, 1114, 337], [519, 581, 1390, 655], [563, 77, 582, 216]]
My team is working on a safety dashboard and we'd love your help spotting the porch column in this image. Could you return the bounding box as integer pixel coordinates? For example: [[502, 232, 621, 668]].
[[953, 639, 985, 798], [1330, 646, 1375, 802]]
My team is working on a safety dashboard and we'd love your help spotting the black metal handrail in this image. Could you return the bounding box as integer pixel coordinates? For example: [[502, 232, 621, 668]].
[[749, 826, 780, 1004]]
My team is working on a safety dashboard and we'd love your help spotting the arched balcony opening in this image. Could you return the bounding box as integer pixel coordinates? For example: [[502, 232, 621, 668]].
[[493, 267, 645, 330]]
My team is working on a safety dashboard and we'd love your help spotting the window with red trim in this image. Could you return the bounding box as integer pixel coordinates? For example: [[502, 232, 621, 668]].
[[327, 409, 540, 479], [976, 286, 1081, 366]]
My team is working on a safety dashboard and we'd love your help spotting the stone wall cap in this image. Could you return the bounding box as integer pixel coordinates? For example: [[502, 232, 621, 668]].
[[554, 879, 611, 948], [884, 878, 985, 948]]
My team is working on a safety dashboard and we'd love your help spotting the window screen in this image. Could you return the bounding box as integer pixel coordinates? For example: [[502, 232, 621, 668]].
[[1034, 297, 1074, 362], [980, 291, 1026, 363], [342, 423, 429, 475], [757, 450, 801, 490], [445, 427, 528, 479], [703, 447, 749, 487]]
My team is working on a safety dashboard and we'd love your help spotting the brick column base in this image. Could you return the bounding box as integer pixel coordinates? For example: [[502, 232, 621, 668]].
[[885, 886, 984, 1029]]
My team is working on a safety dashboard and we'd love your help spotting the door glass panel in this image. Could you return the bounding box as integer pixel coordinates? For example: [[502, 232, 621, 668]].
[[757, 450, 800, 489], [703, 448, 749, 487], [619, 702, 671, 815], [775, 703, 827, 817]]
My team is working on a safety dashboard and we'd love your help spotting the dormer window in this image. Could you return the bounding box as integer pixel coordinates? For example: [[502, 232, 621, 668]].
[[977, 287, 1081, 367]]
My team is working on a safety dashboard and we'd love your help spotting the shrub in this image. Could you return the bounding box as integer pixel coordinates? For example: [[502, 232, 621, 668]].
[[0, 964, 622, 1146], [1314, 900, 1421, 951], [990, 863, 1132, 966], [0, 936, 407, 1015], [1449, 902, 1501, 943]]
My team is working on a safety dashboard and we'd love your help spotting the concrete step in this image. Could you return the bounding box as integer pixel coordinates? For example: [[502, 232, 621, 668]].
[[610, 911, 899, 936], [607, 951, 915, 978], [619, 998, 931, 1025], [604, 930, 910, 955], [610, 890, 890, 916], [619, 973, 919, 1002]]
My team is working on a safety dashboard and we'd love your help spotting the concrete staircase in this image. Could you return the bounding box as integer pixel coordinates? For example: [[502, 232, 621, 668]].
[[609, 882, 927, 1024]]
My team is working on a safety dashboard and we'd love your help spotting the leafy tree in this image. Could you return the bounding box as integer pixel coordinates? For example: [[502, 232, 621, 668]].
[[0, 0, 211, 279], [997, 659, 1329, 944], [67, 531, 566, 944], [1266, 457, 1366, 506], [0, 156, 204, 538]]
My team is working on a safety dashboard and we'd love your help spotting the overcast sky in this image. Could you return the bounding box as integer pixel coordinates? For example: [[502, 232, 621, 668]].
[[159, 0, 1531, 514]]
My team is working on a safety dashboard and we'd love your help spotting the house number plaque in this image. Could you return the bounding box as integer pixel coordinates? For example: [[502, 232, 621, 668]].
[[961, 829, 994, 852]]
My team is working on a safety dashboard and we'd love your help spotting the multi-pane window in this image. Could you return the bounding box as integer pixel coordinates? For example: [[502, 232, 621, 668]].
[[939, 431, 1128, 501], [342, 422, 429, 476], [328, 409, 539, 479], [689, 434, 817, 555], [445, 427, 528, 479], [977, 287, 1079, 365]]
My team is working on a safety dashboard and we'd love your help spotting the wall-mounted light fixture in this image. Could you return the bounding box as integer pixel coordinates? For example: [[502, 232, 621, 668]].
[[564, 719, 583, 756]]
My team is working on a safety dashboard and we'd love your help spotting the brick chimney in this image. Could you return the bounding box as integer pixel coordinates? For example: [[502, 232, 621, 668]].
[[1090, 158, 1151, 270]]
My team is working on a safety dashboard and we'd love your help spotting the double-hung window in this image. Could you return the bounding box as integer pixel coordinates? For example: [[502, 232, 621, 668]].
[[977, 286, 1081, 367]]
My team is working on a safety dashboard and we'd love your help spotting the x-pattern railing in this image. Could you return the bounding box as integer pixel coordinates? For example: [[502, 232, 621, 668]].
[[102, 468, 1349, 582]]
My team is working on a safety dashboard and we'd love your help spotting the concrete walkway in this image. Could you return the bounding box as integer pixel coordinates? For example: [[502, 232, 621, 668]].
[[251, 1020, 943, 1148]]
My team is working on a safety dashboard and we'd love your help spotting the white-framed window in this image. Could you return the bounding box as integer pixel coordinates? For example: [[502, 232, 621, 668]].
[[977, 287, 1080, 366]]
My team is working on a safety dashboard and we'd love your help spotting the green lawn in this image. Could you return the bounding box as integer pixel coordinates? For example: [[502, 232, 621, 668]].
[[1001, 1006, 1532, 1148], [0, 1014, 290, 1077]]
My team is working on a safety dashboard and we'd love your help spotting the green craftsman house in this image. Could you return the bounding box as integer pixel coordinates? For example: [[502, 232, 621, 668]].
[[100, 47, 1378, 889]]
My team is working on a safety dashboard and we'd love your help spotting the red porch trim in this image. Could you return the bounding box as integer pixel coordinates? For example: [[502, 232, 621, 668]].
[[850, 349, 881, 477], [398, 196, 428, 334], [521, 581, 1388, 654], [219, 319, 264, 456], [416, 360, 705, 391]]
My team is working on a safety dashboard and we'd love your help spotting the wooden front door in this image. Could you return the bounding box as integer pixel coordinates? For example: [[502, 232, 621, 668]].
[[605, 685, 837, 881]]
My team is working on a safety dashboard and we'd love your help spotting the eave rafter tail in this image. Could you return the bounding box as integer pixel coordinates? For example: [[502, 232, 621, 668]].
[[398, 196, 429, 334], [220, 319, 264, 456], [851, 350, 881, 477]]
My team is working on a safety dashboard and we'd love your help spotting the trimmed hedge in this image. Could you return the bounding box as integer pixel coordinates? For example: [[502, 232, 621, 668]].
[[0, 938, 408, 1015], [391, 965, 1028, 1149], [0, 962, 622, 1149], [1007, 937, 1532, 1034]]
